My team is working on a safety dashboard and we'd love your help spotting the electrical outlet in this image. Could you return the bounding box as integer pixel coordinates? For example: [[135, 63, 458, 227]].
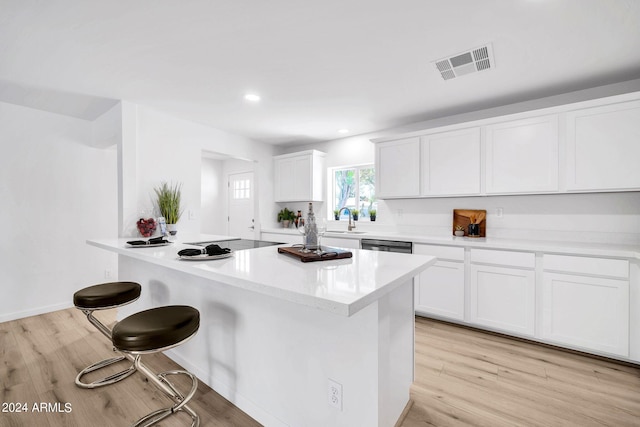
[[496, 207, 504, 218], [104, 268, 112, 279], [328, 379, 342, 410]]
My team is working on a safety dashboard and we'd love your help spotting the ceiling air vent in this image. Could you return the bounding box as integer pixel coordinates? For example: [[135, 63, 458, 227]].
[[434, 44, 494, 80]]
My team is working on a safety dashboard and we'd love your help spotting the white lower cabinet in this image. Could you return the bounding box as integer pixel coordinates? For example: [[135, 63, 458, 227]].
[[410, 244, 634, 361], [469, 250, 535, 337], [415, 261, 465, 320], [542, 255, 630, 357], [259, 233, 636, 361], [322, 236, 360, 250], [414, 244, 465, 321], [261, 232, 299, 245], [542, 273, 629, 356], [470, 265, 535, 336]]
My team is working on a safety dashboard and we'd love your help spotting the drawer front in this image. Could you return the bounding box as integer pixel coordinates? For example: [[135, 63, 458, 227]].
[[414, 244, 464, 261], [322, 237, 360, 250], [543, 254, 629, 279], [470, 248, 535, 269]]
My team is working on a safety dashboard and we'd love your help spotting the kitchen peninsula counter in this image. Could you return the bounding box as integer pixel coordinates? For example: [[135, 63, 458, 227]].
[[88, 236, 435, 427], [88, 236, 434, 316]]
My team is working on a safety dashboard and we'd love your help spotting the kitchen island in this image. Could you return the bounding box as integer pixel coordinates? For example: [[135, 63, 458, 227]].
[[88, 236, 435, 427]]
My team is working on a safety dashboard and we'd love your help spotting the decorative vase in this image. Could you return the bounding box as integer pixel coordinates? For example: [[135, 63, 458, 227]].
[[468, 223, 479, 236], [334, 214, 339, 220], [370, 215, 376, 222], [353, 214, 359, 221], [136, 218, 157, 237], [282, 220, 291, 228], [166, 223, 178, 236], [454, 230, 465, 237]]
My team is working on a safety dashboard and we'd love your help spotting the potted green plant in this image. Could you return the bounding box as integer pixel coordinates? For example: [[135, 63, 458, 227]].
[[352, 209, 359, 221], [277, 207, 296, 228], [333, 209, 340, 220], [154, 182, 183, 235], [369, 209, 377, 221]]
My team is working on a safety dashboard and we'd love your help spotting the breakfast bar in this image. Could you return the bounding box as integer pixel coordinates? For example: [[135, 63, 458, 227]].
[[88, 236, 436, 427]]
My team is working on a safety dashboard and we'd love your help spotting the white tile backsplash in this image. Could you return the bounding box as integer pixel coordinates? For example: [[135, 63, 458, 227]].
[[377, 192, 640, 245]]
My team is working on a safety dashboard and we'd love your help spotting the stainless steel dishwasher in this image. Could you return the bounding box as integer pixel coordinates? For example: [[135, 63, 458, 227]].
[[360, 238, 413, 254]]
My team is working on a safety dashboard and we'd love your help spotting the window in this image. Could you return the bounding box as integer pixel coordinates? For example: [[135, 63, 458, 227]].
[[332, 165, 376, 219], [233, 179, 250, 200]]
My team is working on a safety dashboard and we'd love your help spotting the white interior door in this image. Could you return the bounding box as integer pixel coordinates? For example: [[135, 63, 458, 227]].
[[228, 172, 255, 239]]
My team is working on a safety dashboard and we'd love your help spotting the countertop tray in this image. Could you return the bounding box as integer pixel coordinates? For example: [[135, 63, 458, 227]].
[[277, 246, 353, 262]]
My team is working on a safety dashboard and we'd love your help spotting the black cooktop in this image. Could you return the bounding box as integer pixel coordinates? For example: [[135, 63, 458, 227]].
[[187, 239, 283, 251]]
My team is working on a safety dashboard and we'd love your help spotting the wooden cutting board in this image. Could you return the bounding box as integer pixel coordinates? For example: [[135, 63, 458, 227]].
[[277, 246, 353, 262]]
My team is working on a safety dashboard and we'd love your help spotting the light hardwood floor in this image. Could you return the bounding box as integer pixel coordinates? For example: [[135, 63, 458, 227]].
[[2, 309, 639, 426], [402, 316, 640, 427], [0, 307, 261, 427]]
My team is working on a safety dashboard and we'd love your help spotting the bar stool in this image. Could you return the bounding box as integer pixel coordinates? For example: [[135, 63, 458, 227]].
[[112, 305, 200, 427], [73, 281, 142, 388]]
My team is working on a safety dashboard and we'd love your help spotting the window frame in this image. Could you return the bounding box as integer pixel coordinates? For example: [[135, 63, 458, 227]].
[[329, 163, 376, 220]]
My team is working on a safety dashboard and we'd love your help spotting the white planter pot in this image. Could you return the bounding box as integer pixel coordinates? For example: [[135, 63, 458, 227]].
[[166, 223, 178, 235]]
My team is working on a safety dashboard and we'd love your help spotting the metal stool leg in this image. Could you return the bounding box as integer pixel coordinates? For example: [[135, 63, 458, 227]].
[[75, 309, 137, 389], [132, 355, 200, 427]]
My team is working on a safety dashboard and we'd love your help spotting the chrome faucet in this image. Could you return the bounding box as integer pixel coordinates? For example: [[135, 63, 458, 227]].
[[339, 207, 356, 231]]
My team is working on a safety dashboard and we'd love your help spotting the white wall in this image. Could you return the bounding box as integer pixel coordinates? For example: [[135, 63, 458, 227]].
[[0, 102, 117, 322], [381, 192, 640, 245], [201, 157, 226, 235], [121, 105, 275, 237], [0, 100, 273, 322]]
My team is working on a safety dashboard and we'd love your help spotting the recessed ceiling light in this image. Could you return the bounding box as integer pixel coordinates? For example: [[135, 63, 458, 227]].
[[244, 93, 261, 102], [338, 129, 350, 134]]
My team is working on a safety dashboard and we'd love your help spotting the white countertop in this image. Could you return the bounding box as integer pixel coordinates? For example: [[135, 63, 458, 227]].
[[262, 227, 640, 259], [87, 235, 435, 316]]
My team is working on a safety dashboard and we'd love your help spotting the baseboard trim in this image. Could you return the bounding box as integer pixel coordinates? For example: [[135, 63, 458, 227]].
[[0, 301, 74, 323], [394, 399, 414, 427]]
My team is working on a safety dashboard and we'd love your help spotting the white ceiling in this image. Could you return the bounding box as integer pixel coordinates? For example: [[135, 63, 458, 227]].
[[1, 0, 640, 145]]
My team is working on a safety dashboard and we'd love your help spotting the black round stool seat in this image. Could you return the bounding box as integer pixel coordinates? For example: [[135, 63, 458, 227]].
[[112, 305, 200, 353], [73, 281, 141, 310]]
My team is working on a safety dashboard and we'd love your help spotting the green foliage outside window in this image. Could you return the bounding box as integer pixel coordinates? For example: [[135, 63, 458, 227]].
[[333, 166, 376, 219]]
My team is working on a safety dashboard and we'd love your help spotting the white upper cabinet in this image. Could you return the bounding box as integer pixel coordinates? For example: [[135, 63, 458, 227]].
[[376, 137, 421, 198], [565, 99, 640, 192], [274, 150, 325, 202], [420, 127, 481, 196], [485, 115, 559, 194], [373, 92, 640, 199]]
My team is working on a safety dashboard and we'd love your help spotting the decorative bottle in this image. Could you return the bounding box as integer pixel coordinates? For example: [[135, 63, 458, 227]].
[[304, 203, 318, 251], [295, 210, 302, 228]]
